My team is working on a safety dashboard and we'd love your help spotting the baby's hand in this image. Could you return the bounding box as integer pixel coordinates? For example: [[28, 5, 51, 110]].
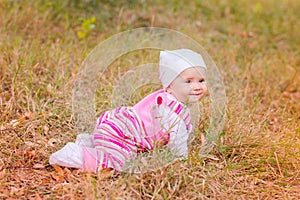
[[153, 130, 170, 148]]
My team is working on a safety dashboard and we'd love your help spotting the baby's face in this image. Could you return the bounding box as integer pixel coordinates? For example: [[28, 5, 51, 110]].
[[167, 67, 207, 103]]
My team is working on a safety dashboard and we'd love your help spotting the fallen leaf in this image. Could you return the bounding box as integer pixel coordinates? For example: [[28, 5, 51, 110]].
[[98, 168, 114, 179], [39, 179, 49, 186], [248, 32, 255, 38], [19, 111, 35, 122], [52, 165, 64, 176], [241, 31, 247, 38], [51, 165, 64, 182], [282, 91, 290, 98], [33, 163, 45, 169], [24, 111, 35, 119], [9, 111, 35, 127], [99, 167, 113, 174], [287, 85, 297, 93], [51, 171, 64, 182], [64, 167, 72, 180], [292, 92, 300, 99]]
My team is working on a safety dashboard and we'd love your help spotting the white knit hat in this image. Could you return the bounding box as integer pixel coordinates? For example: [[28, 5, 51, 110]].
[[159, 49, 207, 88]]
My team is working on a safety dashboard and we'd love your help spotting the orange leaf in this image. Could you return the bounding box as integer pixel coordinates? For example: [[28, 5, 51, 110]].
[[99, 167, 113, 174], [98, 168, 114, 180], [51, 171, 64, 182], [19, 111, 35, 122], [52, 165, 64, 177], [39, 179, 49, 186]]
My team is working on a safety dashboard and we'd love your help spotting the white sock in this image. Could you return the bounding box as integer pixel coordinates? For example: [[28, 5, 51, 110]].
[[49, 142, 83, 169]]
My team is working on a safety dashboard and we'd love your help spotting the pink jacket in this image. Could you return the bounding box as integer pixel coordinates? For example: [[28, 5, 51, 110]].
[[134, 89, 191, 146]]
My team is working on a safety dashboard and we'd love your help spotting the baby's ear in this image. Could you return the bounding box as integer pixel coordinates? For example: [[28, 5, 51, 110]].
[[166, 86, 172, 94]]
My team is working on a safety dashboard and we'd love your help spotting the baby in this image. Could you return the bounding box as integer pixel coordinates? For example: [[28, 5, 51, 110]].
[[49, 49, 207, 173]]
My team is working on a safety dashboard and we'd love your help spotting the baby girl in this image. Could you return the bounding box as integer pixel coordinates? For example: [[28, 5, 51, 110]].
[[49, 49, 207, 173]]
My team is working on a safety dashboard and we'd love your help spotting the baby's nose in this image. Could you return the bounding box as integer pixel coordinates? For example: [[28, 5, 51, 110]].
[[190, 82, 202, 90]]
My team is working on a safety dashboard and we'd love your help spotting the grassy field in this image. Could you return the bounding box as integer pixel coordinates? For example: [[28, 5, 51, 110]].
[[0, 0, 299, 199]]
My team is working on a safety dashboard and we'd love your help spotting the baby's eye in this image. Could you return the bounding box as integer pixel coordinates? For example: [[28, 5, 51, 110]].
[[199, 79, 205, 83], [185, 80, 191, 83]]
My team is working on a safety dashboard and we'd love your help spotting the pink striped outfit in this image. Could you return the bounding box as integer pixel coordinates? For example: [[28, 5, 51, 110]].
[[82, 89, 191, 172]]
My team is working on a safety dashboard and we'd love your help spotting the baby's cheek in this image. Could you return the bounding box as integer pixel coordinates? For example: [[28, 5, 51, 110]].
[[204, 88, 208, 95]]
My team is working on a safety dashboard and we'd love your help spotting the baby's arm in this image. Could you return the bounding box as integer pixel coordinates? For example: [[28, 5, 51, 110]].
[[158, 105, 189, 159], [167, 119, 189, 159]]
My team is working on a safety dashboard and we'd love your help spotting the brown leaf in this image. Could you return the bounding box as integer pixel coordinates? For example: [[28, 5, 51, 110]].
[[287, 85, 297, 93], [241, 31, 247, 38], [248, 32, 255, 38]]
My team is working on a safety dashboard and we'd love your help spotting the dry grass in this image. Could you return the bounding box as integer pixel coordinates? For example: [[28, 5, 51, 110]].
[[0, 0, 299, 199]]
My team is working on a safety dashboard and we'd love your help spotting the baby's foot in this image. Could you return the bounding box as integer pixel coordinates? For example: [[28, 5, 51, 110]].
[[49, 142, 83, 169]]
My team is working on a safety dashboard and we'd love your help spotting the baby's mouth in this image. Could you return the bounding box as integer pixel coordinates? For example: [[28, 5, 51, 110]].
[[190, 92, 202, 96]]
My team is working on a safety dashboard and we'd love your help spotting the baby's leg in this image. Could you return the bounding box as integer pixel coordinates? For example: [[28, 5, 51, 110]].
[[49, 141, 117, 173], [90, 107, 143, 172], [92, 131, 136, 172]]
